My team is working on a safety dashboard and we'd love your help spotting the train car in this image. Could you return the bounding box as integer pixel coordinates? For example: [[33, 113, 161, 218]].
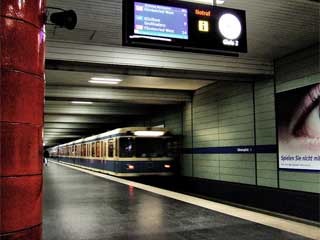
[[48, 127, 178, 176]]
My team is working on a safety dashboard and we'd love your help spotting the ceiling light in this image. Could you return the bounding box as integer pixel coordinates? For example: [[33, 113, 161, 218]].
[[88, 80, 120, 85], [134, 131, 165, 137], [216, 0, 225, 4], [71, 101, 93, 104], [90, 77, 122, 82], [89, 78, 122, 85]]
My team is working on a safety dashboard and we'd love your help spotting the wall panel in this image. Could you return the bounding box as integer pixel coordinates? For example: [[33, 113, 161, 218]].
[[275, 45, 320, 193], [148, 44, 319, 194], [254, 79, 278, 188]]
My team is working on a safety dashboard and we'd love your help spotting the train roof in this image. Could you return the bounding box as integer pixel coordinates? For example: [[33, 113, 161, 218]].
[[49, 127, 170, 150]]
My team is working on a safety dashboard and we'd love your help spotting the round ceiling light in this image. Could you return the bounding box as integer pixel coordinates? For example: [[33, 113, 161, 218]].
[[218, 13, 242, 40]]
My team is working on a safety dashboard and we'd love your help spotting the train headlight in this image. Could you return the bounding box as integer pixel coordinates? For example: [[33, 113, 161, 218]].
[[164, 164, 171, 169], [127, 164, 135, 170]]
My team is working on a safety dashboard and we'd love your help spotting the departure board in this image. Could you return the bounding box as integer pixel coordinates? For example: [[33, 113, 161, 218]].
[[123, 0, 247, 54], [134, 2, 188, 40]]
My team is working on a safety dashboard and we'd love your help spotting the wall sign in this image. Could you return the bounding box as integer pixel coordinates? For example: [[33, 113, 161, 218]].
[[123, 0, 247, 54]]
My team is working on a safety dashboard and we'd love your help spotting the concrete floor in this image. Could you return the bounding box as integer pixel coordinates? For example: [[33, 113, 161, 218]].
[[43, 163, 313, 240]]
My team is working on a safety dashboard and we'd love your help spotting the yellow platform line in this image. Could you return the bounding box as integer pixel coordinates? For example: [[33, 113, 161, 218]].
[[50, 161, 320, 240]]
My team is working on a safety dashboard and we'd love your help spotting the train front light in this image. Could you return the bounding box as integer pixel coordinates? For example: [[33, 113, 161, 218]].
[[164, 164, 171, 169], [127, 164, 135, 170]]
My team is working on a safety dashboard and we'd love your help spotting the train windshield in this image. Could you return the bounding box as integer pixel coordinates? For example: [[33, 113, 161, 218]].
[[119, 137, 174, 158], [135, 138, 168, 157], [119, 137, 135, 157]]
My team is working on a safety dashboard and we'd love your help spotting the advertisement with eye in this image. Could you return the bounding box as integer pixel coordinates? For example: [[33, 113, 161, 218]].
[[277, 83, 320, 171]]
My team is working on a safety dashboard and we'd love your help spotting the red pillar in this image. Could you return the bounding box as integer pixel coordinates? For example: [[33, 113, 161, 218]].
[[0, 1, 46, 239]]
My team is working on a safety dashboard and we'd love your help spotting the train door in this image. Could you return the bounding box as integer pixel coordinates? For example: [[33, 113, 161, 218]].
[[108, 139, 115, 172], [108, 139, 114, 158]]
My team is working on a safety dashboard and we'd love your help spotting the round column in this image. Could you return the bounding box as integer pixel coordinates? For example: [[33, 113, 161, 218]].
[[0, 1, 46, 239]]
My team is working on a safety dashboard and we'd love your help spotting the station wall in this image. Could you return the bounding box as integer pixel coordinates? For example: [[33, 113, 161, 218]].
[[275, 44, 320, 193], [149, 44, 319, 194], [183, 81, 256, 186], [148, 105, 183, 135]]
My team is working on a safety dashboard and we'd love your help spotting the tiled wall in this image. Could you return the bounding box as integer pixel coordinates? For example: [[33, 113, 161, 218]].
[[182, 103, 193, 177], [190, 82, 256, 185], [149, 105, 183, 135], [149, 44, 319, 193], [254, 79, 278, 188]]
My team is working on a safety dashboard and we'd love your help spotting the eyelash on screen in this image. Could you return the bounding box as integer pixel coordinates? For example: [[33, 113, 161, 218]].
[[289, 83, 320, 137]]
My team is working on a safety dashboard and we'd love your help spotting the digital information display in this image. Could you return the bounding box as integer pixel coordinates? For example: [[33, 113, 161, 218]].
[[134, 2, 188, 40], [277, 83, 320, 171], [123, 0, 247, 54]]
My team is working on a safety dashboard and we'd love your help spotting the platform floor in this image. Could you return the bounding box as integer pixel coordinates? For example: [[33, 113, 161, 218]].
[[43, 162, 316, 240]]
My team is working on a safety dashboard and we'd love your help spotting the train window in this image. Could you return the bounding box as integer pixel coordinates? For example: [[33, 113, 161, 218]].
[[135, 138, 167, 157], [103, 142, 107, 157], [101, 142, 104, 158], [92, 142, 96, 157], [78, 144, 82, 156], [167, 139, 177, 157], [108, 140, 114, 158], [119, 137, 134, 157], [81, 144, 85, 156], [96, 141, 101, 157], [115, 139, 118, 157], [87, 143, 91, 157], [86, 144, 89, 157]]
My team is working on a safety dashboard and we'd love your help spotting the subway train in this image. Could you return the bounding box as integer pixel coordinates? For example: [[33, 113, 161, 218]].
[[48, 127, 178, 176]]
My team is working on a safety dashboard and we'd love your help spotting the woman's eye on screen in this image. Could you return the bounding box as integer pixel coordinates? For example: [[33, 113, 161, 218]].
[[300, 104, 320, 138], [290, 83, 320, 140]]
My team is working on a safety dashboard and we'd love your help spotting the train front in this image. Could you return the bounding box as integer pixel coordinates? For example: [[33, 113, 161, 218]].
[[117, 128, 178, 176]]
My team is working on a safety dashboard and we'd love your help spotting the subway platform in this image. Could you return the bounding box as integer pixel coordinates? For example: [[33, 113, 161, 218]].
[[43, 161, 319, 240]]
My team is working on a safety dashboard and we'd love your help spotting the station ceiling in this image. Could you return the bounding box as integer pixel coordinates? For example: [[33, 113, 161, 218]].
[[46, 0, 319, 60], [44, 0, 319, 147]]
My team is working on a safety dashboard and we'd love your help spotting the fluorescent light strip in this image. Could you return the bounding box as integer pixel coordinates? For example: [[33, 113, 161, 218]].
[[90, 77, 122, 82], [71, 101, 93, 104], [88, 80, 119, 85], [129, 35, 172, 42], [134, 131, 165, 137], [216, 0, 225, 4]]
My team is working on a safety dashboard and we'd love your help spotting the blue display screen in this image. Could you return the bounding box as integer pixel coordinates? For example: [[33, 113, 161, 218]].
[[134, 2, 188, 40]]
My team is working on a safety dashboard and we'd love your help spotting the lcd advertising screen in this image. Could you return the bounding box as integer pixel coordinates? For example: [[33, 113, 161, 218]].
[[277, 83, 320, 171], [134, 2, 188, 40], [123, 0, 247, 54]]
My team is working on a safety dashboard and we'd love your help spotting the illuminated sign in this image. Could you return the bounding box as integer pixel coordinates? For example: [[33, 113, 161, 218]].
[[195, 9, 211, 17], [198, 20, 209, 32], [123, 0, 247, 54], [277, 83, 320, 171], [134, 2, 188, 40]]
